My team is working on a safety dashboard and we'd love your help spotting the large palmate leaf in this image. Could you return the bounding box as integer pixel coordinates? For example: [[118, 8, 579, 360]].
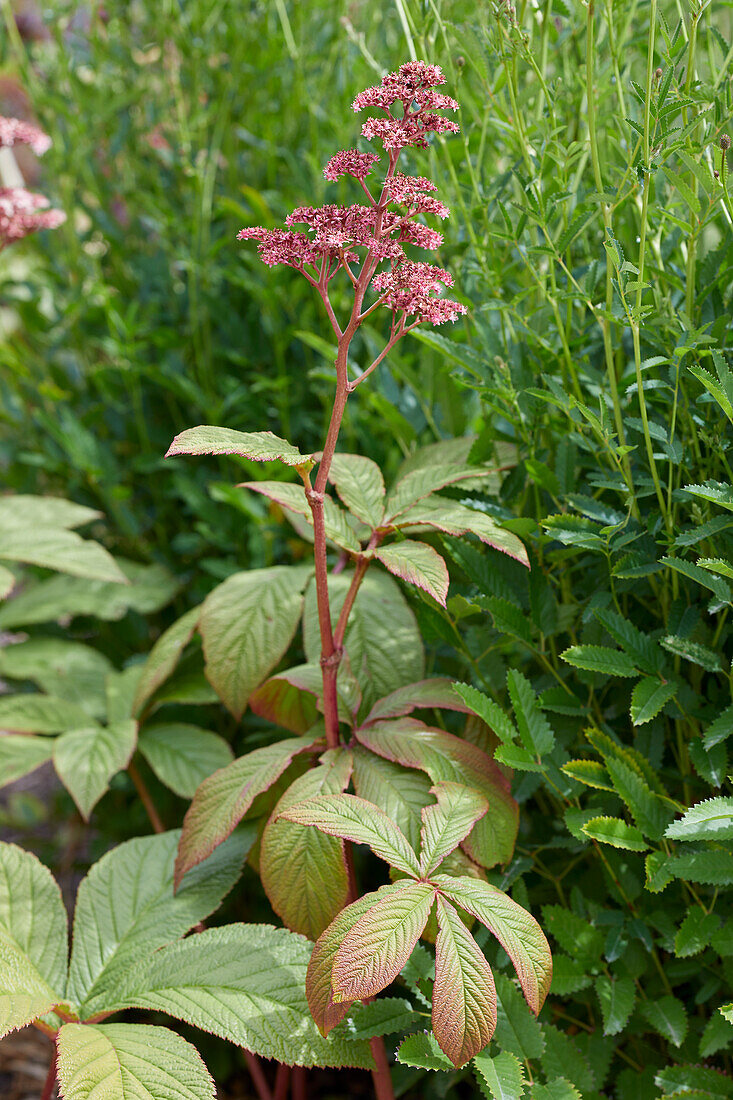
[[332, 881, 436, 1001], [240, 481, 360, 552], [0, 735, 54, 788], [198, 565, 311, 717], [53, 721, 138, 820], [0, 496, 101, 531], [395, 496, 529, 565], [261, 749, 352, 940], [0, 694, 95, 734], [175, 733, 320, 886], [433, 875, 552, 1015], [352, 747, 434, 851], [0, 929, 60, 1038], [0, 842, 69, 997], [374, 540, 450, 606], [0, 639, 112, 719], [329, 453, 386, 528], [56, 1022, 215, 1100], [0, 526, 127, 583], [356, 718, 518, 867], [132, 607, 200, 717], [166, 425, 311, 467], [68, 829, 251, 1012], [137, 723, 234, 799], [280, 792, 421, 877], [303, 571, 424, 711], [665, 797, 733, 841], [433, 896, 497, 1066], [420, 782, 489, 875], [364, 678, 473, 724], [98, 924, 374, 1069]]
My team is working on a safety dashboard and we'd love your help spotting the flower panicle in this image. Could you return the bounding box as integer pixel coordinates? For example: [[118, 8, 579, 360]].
[[0, 115, 52, 156], [0, 188, 66, 248]]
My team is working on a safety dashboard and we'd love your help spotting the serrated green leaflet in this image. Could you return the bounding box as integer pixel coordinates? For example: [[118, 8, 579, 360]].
[[394, 496, 528, 565], [420, 782, 489, 875], [56, 1022, 215, 1100], [581, 816, 648, 850], [630, 677, 678, 725], [656, 1064, 733, 1097], [670, 850, 733, 885], [433, 896, 496, 1066], [666, 797, 733, 841], [529, 1080, 581, 1099], [329, 453, 385, 527], [53, 721, 137, 820], [99, 924, 374, 1068], [374, 539, 449, 606], [704, 704, 733, 749], [492, 972, 545, 1060], [0, 842, 68, 996], [640, 995, 687, 1046], [68, 829, 251, 1012], [0, 929, 60, 1038], [453, 683, 518, 744], [175, 733, 319, 886], [397, 1030, 455, 1071], [132, 607, 200, 716], [198, 565, 311, 718], [137, 723, 234, 799], [260, 750, 352, 939], [595, 975, 635, 1035], [0, 639, 112, 719], [560, 645, 639, 677], [0, 735, 54, 788], [674, 909, 721, 957], [241, 480, 360, 552], [506, 670, 555, 756], [343, 998, 420, 1040], [279, 791, 421, 877], [561, 760, 614, 791], [166, 425, 310, 467], [385, 464, 488, 520], [473, 1049, 526, 1099], [661, 634, 722, 671], [351, 747, 433, 851]]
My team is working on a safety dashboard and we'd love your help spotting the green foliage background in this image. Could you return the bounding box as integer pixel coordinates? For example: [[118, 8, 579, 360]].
[[1, 0, 733, 1096]]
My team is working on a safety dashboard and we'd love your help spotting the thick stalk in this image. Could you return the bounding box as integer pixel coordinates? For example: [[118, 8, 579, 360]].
[[273, 1064, 291, 1100], [40, 1052, 57, 1100], [244, 1051, 273, 1100], [128, 760, 165, 834], [369, 1037, 396, 1100], [292, 1067, 307, 1100]]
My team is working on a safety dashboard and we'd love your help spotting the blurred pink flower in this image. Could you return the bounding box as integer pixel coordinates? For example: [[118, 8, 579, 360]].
[[0, 114, 52, 155], [0, 187, 66, 247]]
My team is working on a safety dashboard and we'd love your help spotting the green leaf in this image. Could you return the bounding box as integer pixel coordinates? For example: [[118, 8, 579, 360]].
[[549, 955, 592, 996], [352, 747, 433, 851], [529, 1081, 581, 1100], [581, 816, 648, 850], [166, 425, 311, 467], [0, 639, 112, 719], [102, 924, 374, 1068], [397, 1031, 455, 1071], [0, 694, 96, 734], [561, 760, 613, 791], [53, 721, 137, 820], [0, 929, 59, 1038], [241, 480, 360, 552], [105, 668, 143, 724], [560, 646, 639, 678], [175, 733, 319, 886], [375, 540, 449, 606], [683, 481, 733, 512], [592, 608, 661, 673], [452, 684, 518, 745], [689, 363, 733, 423], [604, 755, 673, 839], [675, 908, 722, 957], [630, 677, 678, 725], [433, 875, 552, 1015], [433, 896, 497, 1066], [68, 829, 250, 1012], [329, 453, 385, 528], [260, 750, 352, 940], [0, 842, 68, 997], [199, 565, 311, 717], [540, 906, 603, 969], [137, 723, 234, 799], [395, 496, 529, 565], [386, 463, 489, 520], [132, 608, 200, 716], [699, 1011, 733, 1058], [0, 526, 127, 583], [670, 850, 733, 885], [344, 998, 421, 1040], [365, 678, 473, 724], [640, 995, 687, 1046], [303, 570, 424, 711], [0, 496, 101, 531], [656, 1063, 733, 1096], [661, 634, 722, 671], [420, 782, 489, 875], [473, 1049, 526, 1099], [595, 975, 636, 1035], [666, 797, 733, 840], [56, 1022, 215, 1100], [0, 563, 15, 599], [355, 718, 518, 868], [332, 881, 436, 1001], [480, 595, 533, 645], [0, 735, 54, 788], [704, 704, 733, 748], [507, 670, 555, 756], [492, 972, 545, 1060]]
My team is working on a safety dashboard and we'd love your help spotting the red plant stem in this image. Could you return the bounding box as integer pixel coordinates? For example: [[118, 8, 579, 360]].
[[369, 1037, 395, 1100], [244, 1051, 273, 1100], [128, 759, 165, 834], [40, 1049, 57, 1100], [332, 556, 370, 652], [273, 1065, 291, 1100], [292, 1067, 307, 1100]]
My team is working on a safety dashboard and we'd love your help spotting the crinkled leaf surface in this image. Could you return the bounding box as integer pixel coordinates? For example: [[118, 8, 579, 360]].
[[0, 929, 59, 1038], [396, 1030, 455, 1071], [241, 481, 360, 552], [56, 1022, 215, 1100], [433, 875, 552, 1015], [473, 1049, 526, 1099], [199, 565, 311, 718], [261, 749, 352, 940], [385, 464, 488, 520], [0, 639, 112, 720], [175, 733, 319, 886], [0, 526, 127, 584], [137, 723, 234, 799], [365, 678, 473, 724], [132, 607, 200, 716], [433, 896, 497, 1066], [395, 496, 529, 565], [374, 540, 450, 606], [53, 721, 138, 820], [0, 841, 68, 996], [98, 924, 374, 1069], [329, 453, 385, 528], [665, 797, 733, 841], [68, 829, 251, 1013], [420, 782, 489, 875], [0, 694, 95, 734], [352, 747, 434, 852], [166, 425, 310, 467]]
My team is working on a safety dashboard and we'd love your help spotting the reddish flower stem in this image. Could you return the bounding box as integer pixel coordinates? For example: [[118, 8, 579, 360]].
[[244, 1050, 273, 1100], [369, 1037, 395, 1100], [292, 1067, 307, 1100], [273, 1064, 291, 1100], [128, 759, 165, 834], [40, 1049, 57, 1100]]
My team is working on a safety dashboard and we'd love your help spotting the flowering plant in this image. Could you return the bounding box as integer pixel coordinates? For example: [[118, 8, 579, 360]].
[[0, 115, 65, 249]]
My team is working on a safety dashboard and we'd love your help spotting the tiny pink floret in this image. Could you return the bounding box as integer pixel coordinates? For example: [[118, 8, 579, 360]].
[[0, 188, 66, 247], [323, 150, 380, 182], [0, 115, 52, 156]]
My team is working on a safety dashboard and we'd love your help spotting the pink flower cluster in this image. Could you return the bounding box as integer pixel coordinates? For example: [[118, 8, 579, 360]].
[[353, 61, 459, 151], [385, 174, 450, 219], [323, 150, 379, 182], [0, 115, 52, 156], [0, 188, 66, 247], [372, 261, 467, 326]]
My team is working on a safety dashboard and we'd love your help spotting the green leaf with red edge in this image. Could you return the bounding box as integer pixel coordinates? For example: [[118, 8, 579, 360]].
[[433, 896, 497, 1066], [332, 881, 436, 1001], [374, 541, 450, 606], [433, 874, 552, 1015], [165, 425, 311, 468], [174, 733, 320, 888], [239, 481, 360, 552], [355, 718, 518, 868], [0, 929, 60, 1039], [260, 749, 352, 940], [0, 735, 54, 789], [279, 792, 420, 877], [394, 496, 529, 566], [385, 464, 490, 520], [250, 662, 359, 732], [352, 747, 433, 852], [329, 453, 385, 528], [132, 607, 199, 717], [364, 678, 473, 724], [53, 720, 137, 821], [420, 782, 489, 875], [198, 565, 311, 718], [306, 884, 408, 1036]]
